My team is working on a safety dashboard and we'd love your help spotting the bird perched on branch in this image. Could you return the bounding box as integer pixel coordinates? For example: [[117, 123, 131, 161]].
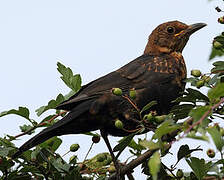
[[12, 21, 206, 159]]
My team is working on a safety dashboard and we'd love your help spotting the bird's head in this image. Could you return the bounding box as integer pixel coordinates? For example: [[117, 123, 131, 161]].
[[144, 21, 206, 55]]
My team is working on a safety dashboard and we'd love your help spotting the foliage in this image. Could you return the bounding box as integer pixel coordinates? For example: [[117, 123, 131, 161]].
[[1, 3, 224, 180]]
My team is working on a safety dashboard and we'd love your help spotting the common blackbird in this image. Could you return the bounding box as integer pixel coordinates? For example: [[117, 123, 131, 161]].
[[12, 21, 206, 158]]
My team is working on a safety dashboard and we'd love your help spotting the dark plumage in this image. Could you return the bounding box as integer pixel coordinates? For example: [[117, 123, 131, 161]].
[[12, 21, 206, 158]]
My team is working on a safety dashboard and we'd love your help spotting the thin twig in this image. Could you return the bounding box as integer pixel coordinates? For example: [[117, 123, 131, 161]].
[[84, 142, 94, 161], [122, 127, 142, 133], [180, 98, 224, 139], [126, 173, 135, 180], [108, 149, 158, 180], [122, 95, 140, 112], [13, 111, 67, 139], [162, 162, 176, 178]]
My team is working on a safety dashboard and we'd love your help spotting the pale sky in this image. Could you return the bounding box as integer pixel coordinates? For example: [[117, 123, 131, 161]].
[[0, 0, 223, 179]]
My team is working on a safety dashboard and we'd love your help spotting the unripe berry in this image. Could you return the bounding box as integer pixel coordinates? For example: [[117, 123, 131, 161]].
[[176, 169, 184, 178], [92, 135, 100, 143], [196, 80, 205, 88], [112, 88, 122, 96], [207, 149, 215, 158], [115, 119, 123, 129], [191, 69, 201, 77], [70, 144, 80, 152]]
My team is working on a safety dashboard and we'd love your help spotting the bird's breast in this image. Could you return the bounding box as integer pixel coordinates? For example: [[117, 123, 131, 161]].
[[147, 53, 186, 88]]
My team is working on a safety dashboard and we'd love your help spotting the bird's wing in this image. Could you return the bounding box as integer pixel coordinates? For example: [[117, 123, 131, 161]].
[[56, 54, 176, 110]]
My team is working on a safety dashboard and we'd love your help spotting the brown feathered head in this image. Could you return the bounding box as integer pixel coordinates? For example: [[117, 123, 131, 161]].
[[144, 21, 206, 55]]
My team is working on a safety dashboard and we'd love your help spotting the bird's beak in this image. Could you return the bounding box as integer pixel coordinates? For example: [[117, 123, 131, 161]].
[[174, 23, 207, 37], [186, 23, 207, 35]]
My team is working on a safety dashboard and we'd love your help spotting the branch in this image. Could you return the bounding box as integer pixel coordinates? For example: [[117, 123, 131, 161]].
[[13, 111, 67, 139], [108, 149, 158, 180], [181, 97, 224, 138]]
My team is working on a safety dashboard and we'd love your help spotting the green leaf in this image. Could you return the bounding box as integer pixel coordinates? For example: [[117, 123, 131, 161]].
[[139, 139, 160, 150], [189, 106, 211, 127], [153, 120, 180, 139], [35, 93, 65, 116], [208, 83, 224, 101], [0, 147, 14, 157], [174, 88, 209, 104], [176, 145, 202, 165], [128, 139, 145, 151], [50, 157, 71, 173], [148, 151, 160, 180], [0, 107, 30, 120], [63, 90, 76, 100], [31, 146, 41, 160], [209, 47, 224, 60], [113, 134, 135, 152], [186, 133, 209, 142], [40, 137, 62, 152], [140, 101, 157, 114], [57, 62, 82, 92], [207, 127, 224, 152], [19, 124, 34, 135], [171, 104, 195, 120], [209, 35, 224, 60], [177, 145, 190, 162], [186, 157, 212, 180], [208, 73, 220, 86]]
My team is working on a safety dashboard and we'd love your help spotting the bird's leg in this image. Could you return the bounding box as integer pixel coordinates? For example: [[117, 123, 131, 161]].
[[100, 129, 123, 180]]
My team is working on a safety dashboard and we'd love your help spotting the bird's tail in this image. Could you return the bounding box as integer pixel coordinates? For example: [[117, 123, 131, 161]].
[[12, 100, 95, 159]]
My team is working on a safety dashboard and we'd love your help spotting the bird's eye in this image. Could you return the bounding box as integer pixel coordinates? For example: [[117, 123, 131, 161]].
[[167, 26, 175, 34]]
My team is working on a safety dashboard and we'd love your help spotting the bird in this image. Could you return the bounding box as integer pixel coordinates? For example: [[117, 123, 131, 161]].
[[12, 21, 206, 159]]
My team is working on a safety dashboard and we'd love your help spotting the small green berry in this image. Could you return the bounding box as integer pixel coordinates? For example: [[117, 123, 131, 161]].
[[191, 69, 201, 77], [129, 89, 137, 100], [70, 144, 80, 152], [207, 149, 215, 158], [196, 80, 205, 88], [176, 169, 184, 178], [112, 88, 122, 96], [115, 119, 123, 129]]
